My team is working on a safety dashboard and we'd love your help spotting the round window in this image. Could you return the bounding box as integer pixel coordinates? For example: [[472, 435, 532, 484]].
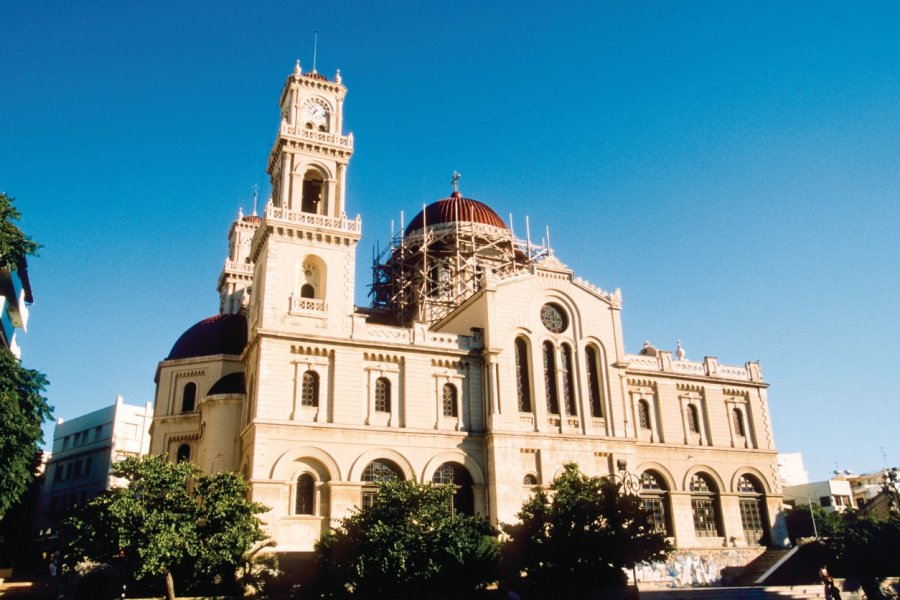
[[540, 303, 568, 333]]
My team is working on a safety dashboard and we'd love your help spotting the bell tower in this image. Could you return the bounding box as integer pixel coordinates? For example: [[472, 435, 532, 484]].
[[247, 62, 361, 338], [267, 60, 352, 216]]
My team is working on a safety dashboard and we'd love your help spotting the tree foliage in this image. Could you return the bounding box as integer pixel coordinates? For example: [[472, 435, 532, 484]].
[[315, 479, 499, 597], [0, 192, 40, 270], [784, 503, 840, 544], [826, 511, 900, 598], [0, 348, 51, 520], [62, 455, 270, 600], [502, 463, 672, 594]]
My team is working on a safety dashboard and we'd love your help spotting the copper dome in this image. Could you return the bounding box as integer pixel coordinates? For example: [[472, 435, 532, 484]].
[[405, 191, 507, 235]]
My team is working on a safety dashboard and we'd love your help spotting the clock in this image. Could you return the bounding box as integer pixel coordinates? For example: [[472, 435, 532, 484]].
[[305, 102, 327, 124]]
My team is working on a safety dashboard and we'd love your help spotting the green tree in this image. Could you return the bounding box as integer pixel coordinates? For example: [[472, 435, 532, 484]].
[[827, 511, 900, 598], [0, 349, 51, 520], [315, 479, 499, 597], [0, 191, 48, 520], [62, 455, 270, 600], [784, 503, 839, 544], [0, 192, 40, 270], [502, 463, 672, 595]]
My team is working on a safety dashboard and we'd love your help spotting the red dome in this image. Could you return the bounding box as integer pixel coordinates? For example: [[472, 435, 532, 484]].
[[167, 314, 248, 360], [303, 71, 327, 81], [405, 192, 507, 235]]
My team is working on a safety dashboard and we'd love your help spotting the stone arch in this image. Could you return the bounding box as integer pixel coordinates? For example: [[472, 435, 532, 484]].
[[730, 467, 773, 494], [683, 465, 727, 493], [421, 451, 486, 486], [348, 448, 415, 482], [269, 447, 341, 482], [634, 461, 677, 491], [536, 289, 584, 339], [298, 254, 327, 299]]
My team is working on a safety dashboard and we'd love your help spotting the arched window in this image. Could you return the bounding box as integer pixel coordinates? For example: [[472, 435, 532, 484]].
[[442, 383, 457, 417], [690, 473, 722, 538], [515, 337, 532, 412], [639, 471, 671, 535], [300, 284, 315, 298], [560, 344, 576, 416], [738, 474, 768, 545], [374, 377, 391, 413], [181, 382, 196, 412], [298, 259, 324, 300], [585, 345, 603, 418], [432, 462, 474, 515], [523, 474, 538, 485], [176, 444, 191, 463], [687, 404, 700, 434], [638, 399, 651, 430], [295, 473, 315, 515], [733, 408, 746, 437], [301, 169, 325, 214], [361, 459, 402, 509], [543, 342, 559, 415], [301, 371, 319, 407]]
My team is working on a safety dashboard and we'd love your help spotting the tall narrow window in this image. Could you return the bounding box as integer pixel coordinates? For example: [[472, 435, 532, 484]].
[[690, 473, 722, 538], [374, 377, 391, 412], [638, 399, 651, 430], [301, 371, 319, 407], [738, 475, 768, 545], [295, 473, 315, 515], [176, 444, 191, 463], [687, 404, 700, 433], [432, 462, 474, 516], [515, 337, 532, 412], [301, 169, 324, 214], [543, 342, 559, 414], [361, 459, 402, 509], [733, 408, 746, 437], [639, 471, 671, 535], [560, 344, 577, 416], [442, 383, 457, 417], [585, 346, 603, 417], [181, 382, 196, 412]]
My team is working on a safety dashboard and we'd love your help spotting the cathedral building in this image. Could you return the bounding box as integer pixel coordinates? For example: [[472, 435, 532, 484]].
[[149, 62, 788, 567]]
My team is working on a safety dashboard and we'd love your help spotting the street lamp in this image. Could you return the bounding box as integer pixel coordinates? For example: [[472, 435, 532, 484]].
[[609, 458, 641, 494]]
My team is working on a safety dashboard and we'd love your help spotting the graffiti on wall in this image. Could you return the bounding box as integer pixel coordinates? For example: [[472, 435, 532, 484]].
[[633, 548, 765, 587]]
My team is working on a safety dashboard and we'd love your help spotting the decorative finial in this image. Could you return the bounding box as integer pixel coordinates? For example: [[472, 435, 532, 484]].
[[451, 170, 461, 193], [294, 59, 302, 76], [252, 184, 259, 216], [335, 69, 342, 84], [237, 206, 244, 219], [675, 339, 686, 361]]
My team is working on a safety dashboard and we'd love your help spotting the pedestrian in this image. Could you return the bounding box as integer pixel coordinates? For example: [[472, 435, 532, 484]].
[[819, 565, 837, 600]]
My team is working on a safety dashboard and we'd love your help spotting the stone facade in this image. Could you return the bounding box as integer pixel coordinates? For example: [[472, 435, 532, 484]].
[[149, 63, 789, 558]]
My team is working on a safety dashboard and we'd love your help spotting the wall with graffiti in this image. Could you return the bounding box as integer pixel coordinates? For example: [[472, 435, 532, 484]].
[[632, 547, 766, 587]]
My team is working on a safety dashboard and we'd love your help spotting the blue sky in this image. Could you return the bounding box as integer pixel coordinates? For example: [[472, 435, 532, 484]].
[[3, 1, 898, 480]]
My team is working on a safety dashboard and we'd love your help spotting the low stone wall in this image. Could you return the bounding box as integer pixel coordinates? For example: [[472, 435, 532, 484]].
[[631, 547, 766, 588]]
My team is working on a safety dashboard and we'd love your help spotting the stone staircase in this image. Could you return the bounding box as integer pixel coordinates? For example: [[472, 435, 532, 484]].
[[730, 548, 795, 586]]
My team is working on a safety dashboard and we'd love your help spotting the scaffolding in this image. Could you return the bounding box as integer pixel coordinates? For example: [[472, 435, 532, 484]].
[[370, 217, 552, 326]]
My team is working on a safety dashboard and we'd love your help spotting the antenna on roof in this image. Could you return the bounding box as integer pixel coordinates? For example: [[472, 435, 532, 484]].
[[312, 29, 319, 72], [252, 184, 259, 216], [545, 225, 552, 254]]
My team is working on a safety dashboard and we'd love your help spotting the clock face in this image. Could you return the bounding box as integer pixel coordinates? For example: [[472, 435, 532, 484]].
[[305, 102, 327, 122]]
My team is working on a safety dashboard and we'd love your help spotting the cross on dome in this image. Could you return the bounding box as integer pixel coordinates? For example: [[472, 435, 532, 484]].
[[451, 171, 461, 194]]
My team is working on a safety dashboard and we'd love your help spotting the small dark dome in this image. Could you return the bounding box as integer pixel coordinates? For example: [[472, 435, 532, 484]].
[[303, 71, 327, 81], [208, 372, 246, 395], [242, 214, 262, 224], [167, 314, 248, 360], [405, 191, 507, 235], [638, 340, 658, 357]]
